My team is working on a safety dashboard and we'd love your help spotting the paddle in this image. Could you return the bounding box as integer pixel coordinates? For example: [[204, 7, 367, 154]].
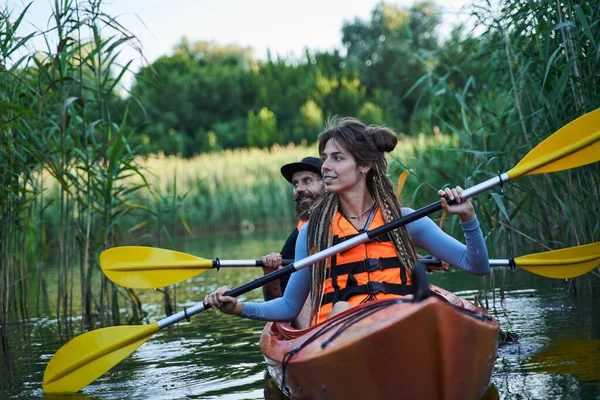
[[43, 109, 600, 393], [100, 242, 600, 290], [100, 246, 293, 289], [422, 241, 600, 279]]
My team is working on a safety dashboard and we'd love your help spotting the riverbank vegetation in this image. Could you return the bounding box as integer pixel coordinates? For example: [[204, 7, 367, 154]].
[[1, 0, 598, 350]]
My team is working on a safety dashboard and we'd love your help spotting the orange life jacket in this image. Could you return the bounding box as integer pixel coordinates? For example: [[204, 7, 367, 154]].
[[297, 219, 307, 231], [314, 208, 412, 324]]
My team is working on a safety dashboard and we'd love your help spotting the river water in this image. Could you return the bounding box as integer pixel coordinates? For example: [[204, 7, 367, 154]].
[[1, 227, 599, 399]]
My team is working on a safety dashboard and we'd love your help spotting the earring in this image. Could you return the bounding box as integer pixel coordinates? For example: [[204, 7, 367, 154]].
[[362, 171, 367, 179]]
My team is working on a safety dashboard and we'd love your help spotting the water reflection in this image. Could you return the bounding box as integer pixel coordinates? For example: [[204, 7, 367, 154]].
[[264, 370, 290, 400], [487, 287, 600, 400], [526, 339, 600, 382]]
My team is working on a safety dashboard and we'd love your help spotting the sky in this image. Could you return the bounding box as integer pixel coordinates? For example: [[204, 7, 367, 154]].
[[7, 0, 474, 88]]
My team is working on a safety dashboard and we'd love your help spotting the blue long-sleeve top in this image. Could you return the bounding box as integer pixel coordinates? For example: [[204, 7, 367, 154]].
[[241, 207, 489, 321]]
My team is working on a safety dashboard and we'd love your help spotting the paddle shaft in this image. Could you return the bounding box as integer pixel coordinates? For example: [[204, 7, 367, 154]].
[[161, 258, 585, 268], [155, 174, 510, 329], [218, 259, 295, 268], [106, 259, 296, 271]]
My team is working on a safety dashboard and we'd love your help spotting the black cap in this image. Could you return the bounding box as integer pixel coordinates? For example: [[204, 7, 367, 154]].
[[280, 156, 323, 183]]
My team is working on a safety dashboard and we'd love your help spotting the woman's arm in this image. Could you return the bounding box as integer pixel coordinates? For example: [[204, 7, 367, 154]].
[[238, 224, 311, 321], [404, 207, 490, 275]]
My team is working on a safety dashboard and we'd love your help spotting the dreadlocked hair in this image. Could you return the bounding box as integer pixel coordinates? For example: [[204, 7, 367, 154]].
[[306, 117, 418, 324]]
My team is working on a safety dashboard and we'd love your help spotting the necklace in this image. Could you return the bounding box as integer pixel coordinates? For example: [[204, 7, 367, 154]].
[[342, 202, 376, 220]]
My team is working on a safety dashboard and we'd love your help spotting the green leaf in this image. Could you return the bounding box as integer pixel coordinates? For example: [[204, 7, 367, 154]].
[[490, 193, 510, 223], [574, 5, 597, 49]]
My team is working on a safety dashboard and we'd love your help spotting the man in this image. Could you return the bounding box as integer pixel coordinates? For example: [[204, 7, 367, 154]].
[[261, 156, 325, 302]]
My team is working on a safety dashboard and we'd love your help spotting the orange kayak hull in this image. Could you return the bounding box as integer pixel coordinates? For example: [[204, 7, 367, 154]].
[[260, 285, 499, 400]]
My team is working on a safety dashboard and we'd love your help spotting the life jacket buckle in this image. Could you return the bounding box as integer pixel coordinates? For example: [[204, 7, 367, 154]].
[[367, 281, 386, 294], [366, 258, 382, 272]]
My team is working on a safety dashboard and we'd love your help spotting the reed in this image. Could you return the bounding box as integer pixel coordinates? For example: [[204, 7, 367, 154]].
[[1, 1, 36, 351], [0, 0, 147, 348], [81, 134, 460, 237], [29, 134, 456, 243], [421, 0, 600, 298]]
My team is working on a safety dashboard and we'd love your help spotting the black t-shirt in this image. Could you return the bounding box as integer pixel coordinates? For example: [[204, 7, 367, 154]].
[[279, 227, 299, 292]]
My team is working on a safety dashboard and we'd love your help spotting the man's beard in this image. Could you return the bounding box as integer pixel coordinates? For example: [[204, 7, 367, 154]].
[[294, 191, 320, 220], [295, 199, 312, 221]]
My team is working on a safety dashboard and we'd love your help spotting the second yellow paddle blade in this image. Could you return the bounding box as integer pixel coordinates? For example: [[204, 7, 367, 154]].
[[396, 171, 409, 197], [515, 242, 600, 279], [508, 108, 600, 178], [100, 246, 213, 289], [43, 323, 159, 393]]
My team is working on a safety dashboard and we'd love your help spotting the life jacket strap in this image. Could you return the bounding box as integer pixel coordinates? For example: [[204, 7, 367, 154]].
[[326, 257, 401, 278], [321, 281, 412, 305], [333, 232, 392, 247]]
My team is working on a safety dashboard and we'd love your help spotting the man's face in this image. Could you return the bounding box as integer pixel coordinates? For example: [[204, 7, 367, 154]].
[[291, 170, 324, 219]]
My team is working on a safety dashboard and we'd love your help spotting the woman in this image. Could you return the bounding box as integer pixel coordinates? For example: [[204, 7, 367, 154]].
[[205, 118, 489, 326]]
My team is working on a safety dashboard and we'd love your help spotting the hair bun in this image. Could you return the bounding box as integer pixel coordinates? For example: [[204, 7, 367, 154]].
[[370, 126, 398, 153]]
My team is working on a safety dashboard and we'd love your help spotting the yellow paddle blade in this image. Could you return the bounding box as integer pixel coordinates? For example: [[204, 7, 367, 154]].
[[396, 171, 409, 197], [100, 246, 214, 289], [514, 242, 600, 279], [43, 323, 159, 393], [508, 108, 600, 179]]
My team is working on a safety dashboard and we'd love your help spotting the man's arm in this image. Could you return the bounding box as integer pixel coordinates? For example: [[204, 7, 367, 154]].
[[262, 252, 283, 300], [262, 228, 299, 300]]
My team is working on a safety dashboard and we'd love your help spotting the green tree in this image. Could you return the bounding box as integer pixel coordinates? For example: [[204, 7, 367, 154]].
[[247, 107, 278, 148], [299, 99, 323, 142], [358, 102, 384, 125], [341, 1, 442, 127], [255, 52, 318, 144], [128, 40, 260, 155]]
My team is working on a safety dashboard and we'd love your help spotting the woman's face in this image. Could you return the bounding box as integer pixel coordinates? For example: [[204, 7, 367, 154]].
[[320, 139, 365, 193]]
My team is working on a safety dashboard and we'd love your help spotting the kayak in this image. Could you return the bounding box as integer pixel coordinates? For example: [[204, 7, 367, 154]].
[[260, 285, 499, 400]]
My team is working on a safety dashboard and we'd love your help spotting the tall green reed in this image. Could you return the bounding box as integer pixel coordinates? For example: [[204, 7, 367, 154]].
[[124, 145, 311, 234], [421, 0, 600, 295], [0, 0, 148, 348], [1, 1, 38, 350]]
